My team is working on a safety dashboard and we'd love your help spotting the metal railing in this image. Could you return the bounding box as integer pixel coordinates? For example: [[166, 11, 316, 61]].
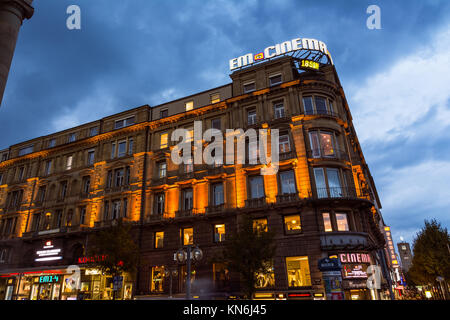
[[313, 187, 368, 199], [206, 203, 225, 214], [276, 193, 300, 203], [308, 148, 349, 161], [245, 197, 267, 208]]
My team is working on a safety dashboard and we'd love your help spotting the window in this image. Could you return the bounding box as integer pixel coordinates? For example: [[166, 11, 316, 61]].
[[158, 162, 167, 178], [151, 266, 164, 292], [79, 207, 86, 225], [19, 146, 33, 156], [211, 93, 220, 104], [313, 168, 343, 198], [160, 109, 168, 118], [37, 186, 46, 203], [249, 176, 264, 199], [66, 210, 74, 227], [115, 116, 135, 129], [87, 149, 95, 165], [322, 213, 333, 232], [274, 101, 285, 119], [0, 173, 2, 185], [182, 188, 193, 211], [286, 256, 311, 287], [253, 218, 268, 234], [184, 158, 193, 173], [309, 131, 335, 157], [89, 127, 98, 137], [336, 213, 349, 231], [211, 118, 221, 130], [182, 227, 194, 246], [18, 166, 25, 181], [32, 213, 41, 232], [154, 193, 165, 215], [284, 215, 301, 234], [128, 138, 134, 155], [103, 201, 109, 220], [303, 96, 334, 115], [66, 155, 73, 170], [212, 183, 224, 206], [117, 141, 127, 158], [243, 82, 255, 93], [279, 134, 291, 154], [0, 248, 8, 263], [160, 132, 168, 149], [68, 133, 76, 143], [1, 153, 7, 162], [44, 160, 52, 175], [114, 168, 125, 187], [48, 139, 56, 148], [214, 224, 225, 242], [280, 170, 296, 194], [155, 232, 164, 249], [112, 200, 121, 219], [111, 142, 116, 159], [247, 109, 257, 125], [255, 262, 275, 288], [106, 170, 113, 188], [213, 263, 230, 290], [82, 176, 90, 194], [269, 74, 282, 86], [185, 101, 194, 111], [60, 181, 68, 199], [122, 198, 128, 217], [55, 210, 63, 228]]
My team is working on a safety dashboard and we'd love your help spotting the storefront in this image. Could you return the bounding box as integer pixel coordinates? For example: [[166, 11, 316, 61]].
[[337, 252, 372, 300]]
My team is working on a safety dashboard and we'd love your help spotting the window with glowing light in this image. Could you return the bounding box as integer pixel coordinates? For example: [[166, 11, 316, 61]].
[[154, 231, 164, 249], [185, 101, 194, 111], [284, 215, 302, 234], [210, 93, 220, 104], [151, 266, 164, 292], [253, 218, 268, 234], [279, 134, 291, 154], [255, 261, 275, 288], [309, 131, 335, 158], [182, 227, 194, 246], [322, 212, 333, 232], [214, 224, 225, 242], [286, 256, 312, 287], [160, 132, 168, 149]]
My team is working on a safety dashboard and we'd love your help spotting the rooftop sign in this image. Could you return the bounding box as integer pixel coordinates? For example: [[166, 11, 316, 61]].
[[229, 37, 331, 71]]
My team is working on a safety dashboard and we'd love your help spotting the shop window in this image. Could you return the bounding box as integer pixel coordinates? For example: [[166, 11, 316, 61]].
[[255, 262, 275, 288], [253, 218, 268, 234], [182, 227, 194, 246], [155, 231, 164, 249], [284, 214, 302, 234], [214, 224, 226, 242], [286, 256, 312, 287], [213, 263, 230, 290], [151, 266, 165, 292]]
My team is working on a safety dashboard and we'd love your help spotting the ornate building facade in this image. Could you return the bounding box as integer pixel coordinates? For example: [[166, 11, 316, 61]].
[[0, 56, 390, 300]]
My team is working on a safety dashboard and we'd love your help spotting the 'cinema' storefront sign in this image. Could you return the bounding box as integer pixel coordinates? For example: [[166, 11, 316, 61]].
[[339, 253, 371, 264], [229, 37, 331, 70]]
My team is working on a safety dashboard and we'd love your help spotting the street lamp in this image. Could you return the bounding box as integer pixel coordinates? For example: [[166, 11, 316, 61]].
[[174, 245, 203, 300], [164, 268, 178, 298]]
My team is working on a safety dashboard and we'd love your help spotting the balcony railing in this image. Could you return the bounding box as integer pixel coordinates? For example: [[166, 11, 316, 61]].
[[305, 109, 340, 118], [308, 148, 349, 161], [206, 203, 225, 214], [175, 208, 203, 218], [276, 193, 300, 204], [312, 187, 371, 201], [279, 150, 296, 161], [245, 197, 267, 209]]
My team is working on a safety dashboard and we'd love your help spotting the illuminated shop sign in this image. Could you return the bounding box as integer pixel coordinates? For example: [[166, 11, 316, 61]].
[[37, 275, 60, 284], [77, 255, 107, 264], [342, 264, 368, 279], [35, 240, 63, 262], [229, 37, 330, 70], [339, 253, 371, 264]]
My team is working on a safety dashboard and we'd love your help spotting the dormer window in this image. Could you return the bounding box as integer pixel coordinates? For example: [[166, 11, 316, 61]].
[[185, 101, 194, 111], [115, 116, 135, 129], [269, 74, 282, 86], [68, 133, 77, 143]]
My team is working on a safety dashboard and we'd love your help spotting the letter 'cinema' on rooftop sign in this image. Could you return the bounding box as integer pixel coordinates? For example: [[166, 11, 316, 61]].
[[229, 37, 330, 71]]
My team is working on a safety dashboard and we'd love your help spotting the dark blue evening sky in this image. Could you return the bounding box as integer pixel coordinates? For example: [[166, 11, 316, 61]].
[[1, 0, 449, 250]]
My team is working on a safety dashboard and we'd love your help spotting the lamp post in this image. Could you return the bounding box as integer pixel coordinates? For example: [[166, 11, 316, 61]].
[[175, 245, 203, 300], [164, 268, 178, 298]]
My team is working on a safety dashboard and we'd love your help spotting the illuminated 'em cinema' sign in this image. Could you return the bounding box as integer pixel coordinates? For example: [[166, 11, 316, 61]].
[[229, 37, 330, 71]]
